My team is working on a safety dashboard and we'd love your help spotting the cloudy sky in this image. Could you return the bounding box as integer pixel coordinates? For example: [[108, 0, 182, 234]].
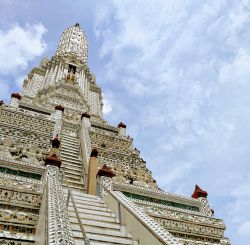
[[1, 0, 250, 244]]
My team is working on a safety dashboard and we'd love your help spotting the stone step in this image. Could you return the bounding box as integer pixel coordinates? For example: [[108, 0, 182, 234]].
[[61, 144, 79, 151], [62, 162, 82, 169], [61, 142, 79, 148], [61, 151, 79, 157], [64, 183, 85, 191], [91, 241, 139, 245], [63, 185, 85, 192], [61, 148, 79, 154], [71, 223, 124, 233], [61, 138, 79, 145], [62, 167, 82, 175], [68, 203, 109, 212], [68, 206, 115, 217], [61, 157, 82, 164], [63, 174, 82, 182], [65, 175, 81, 182], [69, 212, 117, 223], [69, 218, 121, 230], [72, 228, 132, 240], [61, 154, 81, 162], [86, 233, 134, 244], [61, 134, 79, 140], [61, 151, 79, 158], [62, 168, 82, 176], [72, 197, 106, 207], [62, 163, 82, 170], [71, 191, 100, 200], [67, 179, 84, 186], [63, 165, 82, 173], [73, 225, 128, 237], [69, 198, 107, 208]]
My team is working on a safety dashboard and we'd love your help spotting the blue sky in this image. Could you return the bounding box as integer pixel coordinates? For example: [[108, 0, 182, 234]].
[[1, 0, 250, 244]]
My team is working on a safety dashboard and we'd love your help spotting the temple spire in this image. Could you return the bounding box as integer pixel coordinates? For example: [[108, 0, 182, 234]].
[[55, 23, 88, 63]]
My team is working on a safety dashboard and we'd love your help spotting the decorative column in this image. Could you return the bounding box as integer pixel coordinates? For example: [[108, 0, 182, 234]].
[[53, 105, 64, 139], [87, 148, 99, 195], [118, 122, 126, 136], [44, 136, 74, 245], [97, 164, 115, 198], [10, 93, 21, 108], [80, 112, 91, 169], [191, 184, 214, 216]]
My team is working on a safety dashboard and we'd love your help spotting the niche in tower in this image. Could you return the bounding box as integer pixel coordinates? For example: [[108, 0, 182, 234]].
[[68, 64, 76, 74]]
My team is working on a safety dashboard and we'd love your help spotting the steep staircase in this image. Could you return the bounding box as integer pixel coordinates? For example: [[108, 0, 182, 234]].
[[66, 190, 138, 245], [60, 132, 138, 244], [60, 132, 85, 192]]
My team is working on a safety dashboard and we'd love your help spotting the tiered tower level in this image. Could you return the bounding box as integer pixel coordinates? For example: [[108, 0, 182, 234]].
[[0, 24, 230, 245]]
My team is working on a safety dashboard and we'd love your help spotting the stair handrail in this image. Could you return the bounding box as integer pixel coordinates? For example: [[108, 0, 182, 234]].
[[61, 169, 90, 245], [97, 179, 178, 245]]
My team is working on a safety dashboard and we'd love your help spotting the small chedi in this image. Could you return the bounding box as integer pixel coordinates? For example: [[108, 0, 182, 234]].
[[0, 23, 231, 245]]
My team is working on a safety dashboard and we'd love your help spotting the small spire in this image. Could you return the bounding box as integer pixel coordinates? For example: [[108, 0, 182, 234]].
[[55, 105, 64, 112], [81, 112, 90, 119], [11, 93, 22, 100], [90, 148, 98, 157], [97, 164, 116, 178], [191, 184, 208, 198], [44, 153, 62, 168], [44, 134, 62, 168], [51, 134, 60, 149], [118, 122, 126, 128]]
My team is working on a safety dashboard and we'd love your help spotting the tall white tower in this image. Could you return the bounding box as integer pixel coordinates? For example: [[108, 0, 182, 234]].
[[21, 23, 103, 119]]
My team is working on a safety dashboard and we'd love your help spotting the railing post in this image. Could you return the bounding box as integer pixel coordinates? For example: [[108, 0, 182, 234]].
[[44, 136, 74, 245], [118, 201, 122, 225], [66, 189, 70, 208], [97, 164, 115, 198]]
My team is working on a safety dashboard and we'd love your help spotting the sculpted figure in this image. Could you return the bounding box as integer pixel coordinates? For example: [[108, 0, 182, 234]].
[[0, 137, 14, 159], [66, 68, 76, 83]]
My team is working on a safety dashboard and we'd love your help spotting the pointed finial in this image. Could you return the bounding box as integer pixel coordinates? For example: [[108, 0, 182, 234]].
[[51, 134, 60, 148], [11, 93, 22, 100], [90, 148, 98, 157], [97, 164, 116, 178], [118, 122, 126, 128], [191, 184, 208, 198]]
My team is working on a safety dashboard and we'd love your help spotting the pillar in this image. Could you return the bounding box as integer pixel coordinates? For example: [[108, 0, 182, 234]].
[[53, 105, 64, 139], [118, 122, 126, 136], [80, 112, 91, 167], [87, 148, 99, 195], [10, 93, 21, 108], [44, 136, 74, 245], [97, 164, 116, 198]]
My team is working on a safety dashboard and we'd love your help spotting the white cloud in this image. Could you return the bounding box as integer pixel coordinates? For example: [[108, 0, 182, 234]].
[[158, 161, 195, 187], [102, 92, 113, 114], [0, 23, 47, 75], [0, 80, 10, 101], [15, 75, 26, 89], [219, 49, 250, 86], [238, 221, 250, 236]]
